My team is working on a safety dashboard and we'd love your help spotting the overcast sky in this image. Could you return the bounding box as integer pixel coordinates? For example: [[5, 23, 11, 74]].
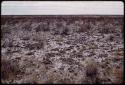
[[1, 1, 124, 15]]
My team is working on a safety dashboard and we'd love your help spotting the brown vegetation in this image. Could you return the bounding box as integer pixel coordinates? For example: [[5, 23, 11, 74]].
[[1, 59, 19, 80], [1, 15, 123, 84]]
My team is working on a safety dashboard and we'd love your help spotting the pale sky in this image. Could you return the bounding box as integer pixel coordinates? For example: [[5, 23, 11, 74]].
[[1, 1, 124, 15]]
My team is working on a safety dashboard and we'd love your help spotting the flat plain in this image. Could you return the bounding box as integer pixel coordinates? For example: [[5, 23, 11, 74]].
[[1, 15, 124, 84]]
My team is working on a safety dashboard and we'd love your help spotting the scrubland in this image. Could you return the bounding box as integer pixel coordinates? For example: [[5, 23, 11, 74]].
[[1, 15, 124, 84]]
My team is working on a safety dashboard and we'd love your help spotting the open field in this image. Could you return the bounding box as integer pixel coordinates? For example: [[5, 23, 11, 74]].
[[1, 15, 124, 84]]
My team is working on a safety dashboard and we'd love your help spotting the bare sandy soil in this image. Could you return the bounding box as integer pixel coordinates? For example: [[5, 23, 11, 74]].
[[1, 15, 124, 84]]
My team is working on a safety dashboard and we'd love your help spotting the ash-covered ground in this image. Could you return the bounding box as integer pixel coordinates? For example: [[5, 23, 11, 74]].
[[1, 15, 124, 84]]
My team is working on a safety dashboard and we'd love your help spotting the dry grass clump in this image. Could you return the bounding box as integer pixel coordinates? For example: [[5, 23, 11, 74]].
[[111, 50, 124, 61], [45, 70, 75, 84], [55, 36, 64, 42], [32, 33, 46, 46], [25, 42, 44, 50], [26, 69, 61, 84], [1, 59, 20, 81], [23, 33, 46, 50], [84, 58, 98, 84], [85, 58, 97, 78], [42, 57, 52, 65], [110, 67, 123, 84], [86, 65, 97, 76], [21, 36, 30, 41], [45, 71, 61, 84]]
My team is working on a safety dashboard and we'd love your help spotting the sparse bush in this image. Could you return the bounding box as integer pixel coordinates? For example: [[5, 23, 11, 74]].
[[45, 53, 55, 58], [108, 35, 114, 41], [50, 21, 69, 35], [1, 25, 12, 39], [42, 57, 52, 65], [99, 24, 115, 34], [30, 33, 46, 49], [61, 28, 69, 35], [25, 42, 44, 50], [22, 22, 32, 31], [25, 52, 34, 55], [78, 24, 91, 33], [35, 22, 50, 32], [100, 28, 110, 34], [42, 22, 50, 32], [22, 36, 30, 41], [2, 38, 14, 48], [35, 25, 41, 32], [60, 58, 78, 65], [1, 25, 11, 34]]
